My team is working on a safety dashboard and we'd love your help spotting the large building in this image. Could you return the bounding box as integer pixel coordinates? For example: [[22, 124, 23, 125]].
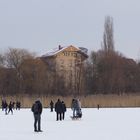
[[41, 45, 88, 95]]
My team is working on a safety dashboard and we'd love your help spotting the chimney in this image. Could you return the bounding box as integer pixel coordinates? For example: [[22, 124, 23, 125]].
[[58, 45, 62, 50]]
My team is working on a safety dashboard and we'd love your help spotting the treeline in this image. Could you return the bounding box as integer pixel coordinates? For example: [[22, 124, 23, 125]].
[[0, 16, 140, 96], [85, 50, 140, 94], [0, 47, 140, 96], [85, 16, 140, 95], [0, 48, 67, 96]]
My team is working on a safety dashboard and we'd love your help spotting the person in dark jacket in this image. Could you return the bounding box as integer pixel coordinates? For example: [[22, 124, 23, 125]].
[[61, 101, 66, 120], [2, 100, 8, 115], [16, 101, 21, 110], [1, 100, 5, 111], [50, 100, 54, 112], [18, 101, 21, 110], [55, 99, 63, 121], [1, 100, 8, 114], [97, 104, 100, 110], [31, 100, 43, 132], [12, 102, 15, 110], [8, 101, 13, 114]]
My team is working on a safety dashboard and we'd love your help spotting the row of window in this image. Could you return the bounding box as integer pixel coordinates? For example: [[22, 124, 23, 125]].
[[62, 51, 78, 57]]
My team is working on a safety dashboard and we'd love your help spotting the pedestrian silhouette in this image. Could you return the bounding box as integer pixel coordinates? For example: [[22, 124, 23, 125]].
[[31, 100, 43, 132], [55, 99, 63, 121], [97, 104, 99, 110], [71, 98, 82, 119], [8, 101, 13, 114], [61, 101, 66, 120], [50, 100, 54, 112], [16, 101, 21, 110]]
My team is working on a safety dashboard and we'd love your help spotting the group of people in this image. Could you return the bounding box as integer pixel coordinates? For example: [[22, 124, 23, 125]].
[[50, 99, 67, 120], [1, 98, 82, 133], [1, 100, 21, 115], [31, 98, 82, 132], [54, 99, 66, 121]]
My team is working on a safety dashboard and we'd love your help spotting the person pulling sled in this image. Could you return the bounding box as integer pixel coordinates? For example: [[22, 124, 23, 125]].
[[71, 98, 82, 119]]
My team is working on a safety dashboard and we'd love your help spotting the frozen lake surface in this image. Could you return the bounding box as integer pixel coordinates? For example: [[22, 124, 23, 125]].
[[0, 108, 140, 140]]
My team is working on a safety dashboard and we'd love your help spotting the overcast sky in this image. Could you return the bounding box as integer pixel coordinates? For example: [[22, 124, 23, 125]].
[[0, 0, 140, 59]]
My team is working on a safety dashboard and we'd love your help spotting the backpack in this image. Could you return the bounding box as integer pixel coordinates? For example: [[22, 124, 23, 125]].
[[32, 103, 39, 114]]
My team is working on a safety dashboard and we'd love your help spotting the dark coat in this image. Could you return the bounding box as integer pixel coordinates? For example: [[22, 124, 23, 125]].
[[62, 102, 66, 112], [32, 100, 42, 115], [55, 100, 63, 113], [9, 102, 13, 110], [50, 101, 54, 108]]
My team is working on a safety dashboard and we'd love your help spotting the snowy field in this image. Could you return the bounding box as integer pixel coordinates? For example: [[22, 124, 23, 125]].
[[0, 108, 140, 140]]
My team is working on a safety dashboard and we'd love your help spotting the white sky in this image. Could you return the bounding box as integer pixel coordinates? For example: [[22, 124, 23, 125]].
[[0, 0, 140, 59]]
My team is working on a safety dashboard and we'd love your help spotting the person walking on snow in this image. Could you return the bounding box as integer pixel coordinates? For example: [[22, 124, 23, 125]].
[[71, 98, 82, 118], [31, 100, 43, 132], [50, 100, 54, 112], [71, 99, 78, 117], [55, 99, 63, 121], [61, 101, 66, 120], [8, 101, 13, 114]]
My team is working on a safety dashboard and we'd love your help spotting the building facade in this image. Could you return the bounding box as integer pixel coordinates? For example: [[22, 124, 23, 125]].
[[41, 45, 88, 95]]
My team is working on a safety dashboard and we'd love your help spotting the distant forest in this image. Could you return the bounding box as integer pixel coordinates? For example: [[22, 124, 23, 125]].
[[0, 16, 140, 96]]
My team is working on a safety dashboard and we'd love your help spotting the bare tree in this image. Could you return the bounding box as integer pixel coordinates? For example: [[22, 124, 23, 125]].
[[0, 54, 4, 67], [4, 48, 35, 93], [20, 58, 49, 95], [102, 16, 115, 53], [5, 48, 34, 70]]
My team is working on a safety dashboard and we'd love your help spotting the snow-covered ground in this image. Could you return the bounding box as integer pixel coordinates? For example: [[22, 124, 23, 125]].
[[0, 108, 140, 140]]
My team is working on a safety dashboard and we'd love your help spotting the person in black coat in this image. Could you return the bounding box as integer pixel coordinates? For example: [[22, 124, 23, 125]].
[[55, 99, 63, 121], [8, 101, 13, 114], [50, 100, 54, 112], [1, 100, 8, 114], [1, 100, 5, 111], [31, 100, 43, 132], [12, 102, 15, 110], [97, 104, 100, 110], [18, 101, 21, 110], [16, 101, 21, 110], [61, 101, 66, 120], [2, 100, 8, 115]]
